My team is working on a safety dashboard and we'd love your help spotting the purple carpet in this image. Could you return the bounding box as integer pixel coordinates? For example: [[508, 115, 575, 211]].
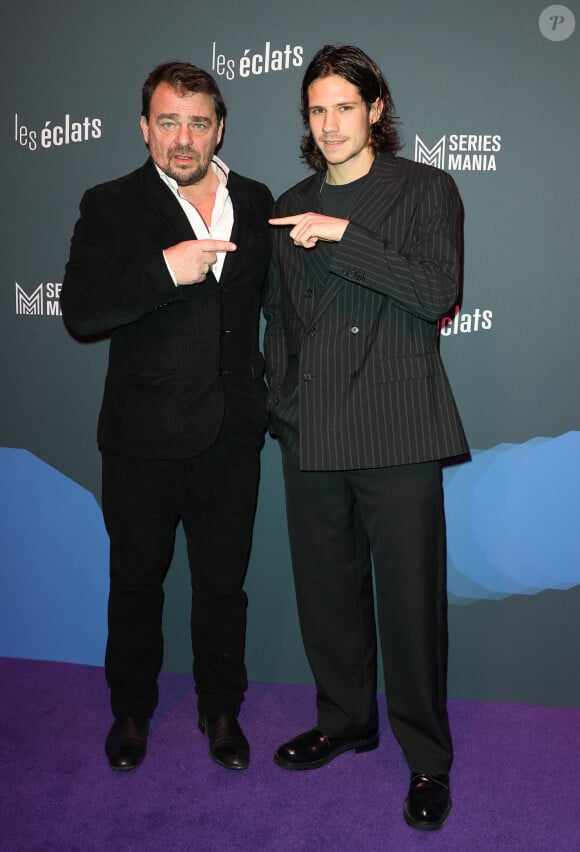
[[0, 657, 577, 851]]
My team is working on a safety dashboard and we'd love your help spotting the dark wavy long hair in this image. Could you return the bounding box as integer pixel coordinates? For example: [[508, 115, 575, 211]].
[[141, 61, 226, 124], [300, 45, 401, 171]]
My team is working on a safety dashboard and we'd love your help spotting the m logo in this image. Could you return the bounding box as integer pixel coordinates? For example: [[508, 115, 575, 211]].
[[15, 282, 43, 315], [414, 135, 446, 169]]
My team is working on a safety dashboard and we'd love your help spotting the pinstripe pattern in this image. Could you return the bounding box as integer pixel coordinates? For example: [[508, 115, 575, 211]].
[[263, 153, 468, 471]]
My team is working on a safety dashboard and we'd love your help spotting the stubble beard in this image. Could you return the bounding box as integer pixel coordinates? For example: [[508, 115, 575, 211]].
[[165, 146, 212, 187]]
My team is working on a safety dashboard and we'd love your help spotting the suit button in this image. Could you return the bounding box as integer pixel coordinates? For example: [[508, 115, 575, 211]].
[[304, 289, 313, 298], [350, 326, 359, 334], [349, 369, 359, 379], [221, 328, 232, 336], [307, 328, 317, 337], [303, 373, 313, 381], [218, 369, 232, 376]]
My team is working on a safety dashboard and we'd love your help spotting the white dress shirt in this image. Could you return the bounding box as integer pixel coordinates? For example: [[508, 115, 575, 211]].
[[156, 156, 234, 283]]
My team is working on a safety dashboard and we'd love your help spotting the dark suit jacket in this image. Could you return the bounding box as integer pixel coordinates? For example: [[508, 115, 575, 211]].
[[62, 158, 273, 459], [263, 152, 468, 471]]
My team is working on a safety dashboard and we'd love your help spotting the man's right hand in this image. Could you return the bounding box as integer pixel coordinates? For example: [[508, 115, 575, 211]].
[[164, 239, 237, 285]]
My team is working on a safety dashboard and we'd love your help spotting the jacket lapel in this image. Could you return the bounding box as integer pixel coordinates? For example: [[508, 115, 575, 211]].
[[297, 172, 330, 289], [309, 153, 405, 325], [347, 152, 405, 232], [141, 158, 199, 243], [220, 173, 246, 283]]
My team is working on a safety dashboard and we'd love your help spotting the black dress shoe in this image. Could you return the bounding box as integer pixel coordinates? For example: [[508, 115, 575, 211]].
[[105, 716, 149, 771], [198, 714, 250, 770], [274, 727, 379, 770], [403, 772, 451, 830]]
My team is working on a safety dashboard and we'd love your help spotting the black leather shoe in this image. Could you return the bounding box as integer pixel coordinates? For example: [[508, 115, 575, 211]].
[[198, 714, 250, 770], [274, 727, 379, 770], [105, 716, 149, 771], [403, 772, 451, 830]]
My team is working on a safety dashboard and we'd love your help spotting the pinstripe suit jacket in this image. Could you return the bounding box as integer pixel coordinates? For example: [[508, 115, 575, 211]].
[[263, 152, 468, 471]]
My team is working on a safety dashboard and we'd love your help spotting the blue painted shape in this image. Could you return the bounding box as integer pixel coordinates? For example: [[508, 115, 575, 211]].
[[0, 448, 108, 664], [2, 432, 579, 661], [445, 431, 580, 602]]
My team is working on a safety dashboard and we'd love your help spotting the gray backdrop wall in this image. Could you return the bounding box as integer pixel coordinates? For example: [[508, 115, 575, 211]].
[[1, 0, 579, 708]]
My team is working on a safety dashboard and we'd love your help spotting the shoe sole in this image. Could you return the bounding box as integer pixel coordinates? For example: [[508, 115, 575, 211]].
[[274, 735, 379, 770], [107, 760, 143, 772]]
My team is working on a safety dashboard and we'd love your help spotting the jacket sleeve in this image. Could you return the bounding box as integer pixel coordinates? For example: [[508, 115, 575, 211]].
[[328, 170, 462, 322], [61, 185, 184, 337]]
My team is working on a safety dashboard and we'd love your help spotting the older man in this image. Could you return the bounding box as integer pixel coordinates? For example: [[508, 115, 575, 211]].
[[62, 62, 272, 772]]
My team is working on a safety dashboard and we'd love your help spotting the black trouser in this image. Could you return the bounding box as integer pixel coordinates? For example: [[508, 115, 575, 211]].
[[282, 452, 452, 774], [101, 426, 260, 721]]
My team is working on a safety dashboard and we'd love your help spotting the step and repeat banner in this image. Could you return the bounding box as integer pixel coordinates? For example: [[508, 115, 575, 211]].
[[1, 1, 578, 707]]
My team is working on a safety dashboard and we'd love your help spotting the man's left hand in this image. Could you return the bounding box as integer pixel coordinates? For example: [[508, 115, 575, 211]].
[[269, 213, 349, 249]]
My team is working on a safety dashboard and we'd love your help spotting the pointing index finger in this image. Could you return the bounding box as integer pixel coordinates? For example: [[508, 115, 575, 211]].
[[269, 216, 302, 226], [199, 240, 237, 252]]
